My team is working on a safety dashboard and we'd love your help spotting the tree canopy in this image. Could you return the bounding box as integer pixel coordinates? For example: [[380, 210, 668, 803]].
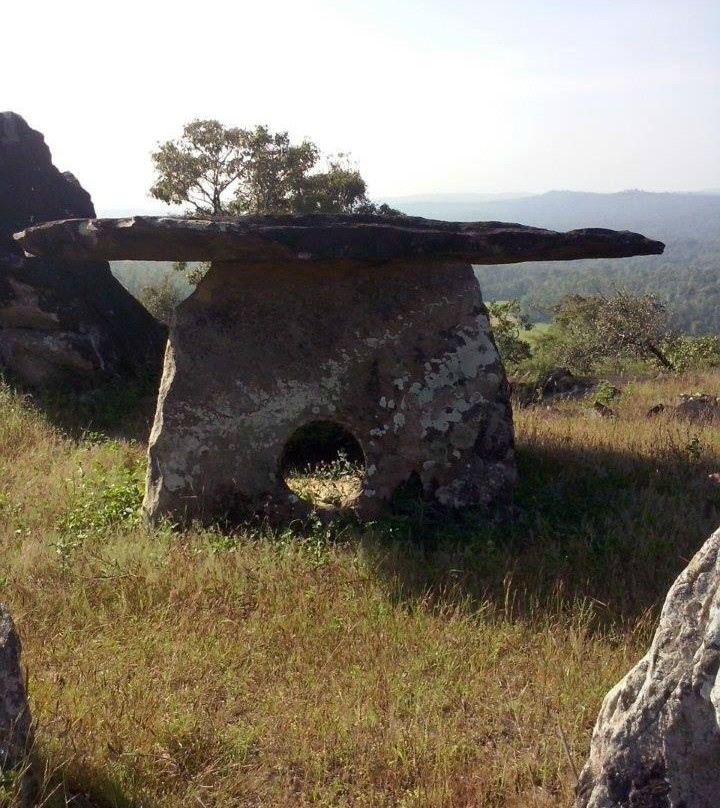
[[150, 119, 396, 217], [486, 300, 534, 366], [535, 290, 674, 372]]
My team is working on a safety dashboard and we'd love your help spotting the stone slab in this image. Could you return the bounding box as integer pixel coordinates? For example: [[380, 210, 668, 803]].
[[15, 214, 665, 264]]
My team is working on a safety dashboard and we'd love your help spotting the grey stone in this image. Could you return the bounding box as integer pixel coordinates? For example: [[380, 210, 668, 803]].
[[0, 604, 31, 774], [541, 368, 597, 401], [0, 112, 166, 386], [575, 527, 720, 808], [589, 401, 616, 418], [674, 393, 720, 423], [144, 259, 516, 522]]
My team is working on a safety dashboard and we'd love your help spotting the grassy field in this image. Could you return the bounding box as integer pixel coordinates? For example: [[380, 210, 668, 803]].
[[2, 372, 720, 807]]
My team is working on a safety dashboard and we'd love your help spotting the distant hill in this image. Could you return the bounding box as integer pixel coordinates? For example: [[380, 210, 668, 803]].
[[385, 189, 720, 240], [384, 191, 720, 335]]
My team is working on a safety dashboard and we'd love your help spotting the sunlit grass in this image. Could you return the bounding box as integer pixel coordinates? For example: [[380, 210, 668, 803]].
[[1, 372, 719, 806], [285, 451, 364, 508]]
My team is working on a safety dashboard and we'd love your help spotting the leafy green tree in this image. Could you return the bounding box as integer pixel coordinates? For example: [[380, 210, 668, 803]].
[[536, 289, 674, 372], [486, 300, 534, 368], [227, 125, 320, 214], [151, 120, 399, 284], [150, 120, 246, 216], [660, 334, 720, 372], [150, 120, 393, 217]]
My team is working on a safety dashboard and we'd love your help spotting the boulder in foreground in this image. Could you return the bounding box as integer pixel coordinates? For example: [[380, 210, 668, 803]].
[[575, 527, 720, 808]]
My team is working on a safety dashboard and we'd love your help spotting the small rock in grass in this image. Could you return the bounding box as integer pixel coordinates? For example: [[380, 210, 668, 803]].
[[588, 401, 617, 418], [674, 393, 720, 423]]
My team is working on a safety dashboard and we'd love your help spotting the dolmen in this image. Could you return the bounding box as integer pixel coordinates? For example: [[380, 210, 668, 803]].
[[16, 214, 663, 523], [0, 112, 165, 386]]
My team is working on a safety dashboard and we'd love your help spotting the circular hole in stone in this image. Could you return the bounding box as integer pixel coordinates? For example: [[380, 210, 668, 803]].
[[280, 421, 365, 508]]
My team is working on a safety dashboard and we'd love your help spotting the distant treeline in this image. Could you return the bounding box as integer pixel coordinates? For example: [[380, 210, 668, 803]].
[[399, 190, 720, 336], [475, 239, 720, 335]]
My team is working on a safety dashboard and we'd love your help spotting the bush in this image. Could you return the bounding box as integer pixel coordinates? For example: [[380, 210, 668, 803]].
[[592, 380, 621, 407], [661, 335, 720, 373], [55, 456, 144, 562], [486, 300, 534, 369], [137, 276, 185, 324]]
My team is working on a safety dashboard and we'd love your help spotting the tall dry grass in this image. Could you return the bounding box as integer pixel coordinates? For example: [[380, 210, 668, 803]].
[[1, 372, 719, 806]]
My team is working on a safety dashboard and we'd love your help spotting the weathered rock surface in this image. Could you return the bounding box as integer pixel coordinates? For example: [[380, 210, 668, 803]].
[[575, 527, 720, 808], [16, 209, 664, 522], [15, 213, 665, 264], [0, 604, 32, 771], [0, 112, 165, 386], [144, 260, 516, 522]]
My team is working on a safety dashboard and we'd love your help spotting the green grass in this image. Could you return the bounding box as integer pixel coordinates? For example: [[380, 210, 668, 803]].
[[1, 371, 719, 806]]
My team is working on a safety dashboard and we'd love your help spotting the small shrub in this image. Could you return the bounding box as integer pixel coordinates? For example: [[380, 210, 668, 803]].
[[685, 434, 703, 462], [487, 299, 534, 369], [592, 381, 621, 407], [137, 276, 185, 324], [55, 459, 144, 562]]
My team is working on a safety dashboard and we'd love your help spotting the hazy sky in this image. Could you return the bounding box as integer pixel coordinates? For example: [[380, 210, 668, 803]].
[[4, 0, 719, 210]]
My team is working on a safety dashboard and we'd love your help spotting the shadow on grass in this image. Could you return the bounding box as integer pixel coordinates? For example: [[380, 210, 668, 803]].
[[3, 369, 160, 444], [13, 362, 718, 626], [345, 434, 720, 624], [22, 751, 157, 808]]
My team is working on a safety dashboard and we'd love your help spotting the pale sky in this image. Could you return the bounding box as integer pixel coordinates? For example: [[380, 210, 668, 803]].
[[4, 0, 719, 210]]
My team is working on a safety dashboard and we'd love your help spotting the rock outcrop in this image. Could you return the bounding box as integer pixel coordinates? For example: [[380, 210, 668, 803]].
[[0, 604, 32, 783], [17, 213, 663, 524], [575, 527, 720, 808], [540, 368, 598, 401], [15, 213, 665, 263], [0, 112, 165, 386], [674, 393, 720, 423]]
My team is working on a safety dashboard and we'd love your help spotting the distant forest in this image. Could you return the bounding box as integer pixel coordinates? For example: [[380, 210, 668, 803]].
[[473, 240, 720, 334], [111, 190, 720, 335], [393, 190, 720, 335]]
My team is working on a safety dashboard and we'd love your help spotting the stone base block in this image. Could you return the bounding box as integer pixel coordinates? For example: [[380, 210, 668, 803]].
[[143, 260, 515, 523]]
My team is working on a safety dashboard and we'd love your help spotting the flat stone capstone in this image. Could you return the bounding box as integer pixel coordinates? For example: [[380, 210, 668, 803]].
[[16, 214, 664, 523], [15, 213, 665, 264]]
